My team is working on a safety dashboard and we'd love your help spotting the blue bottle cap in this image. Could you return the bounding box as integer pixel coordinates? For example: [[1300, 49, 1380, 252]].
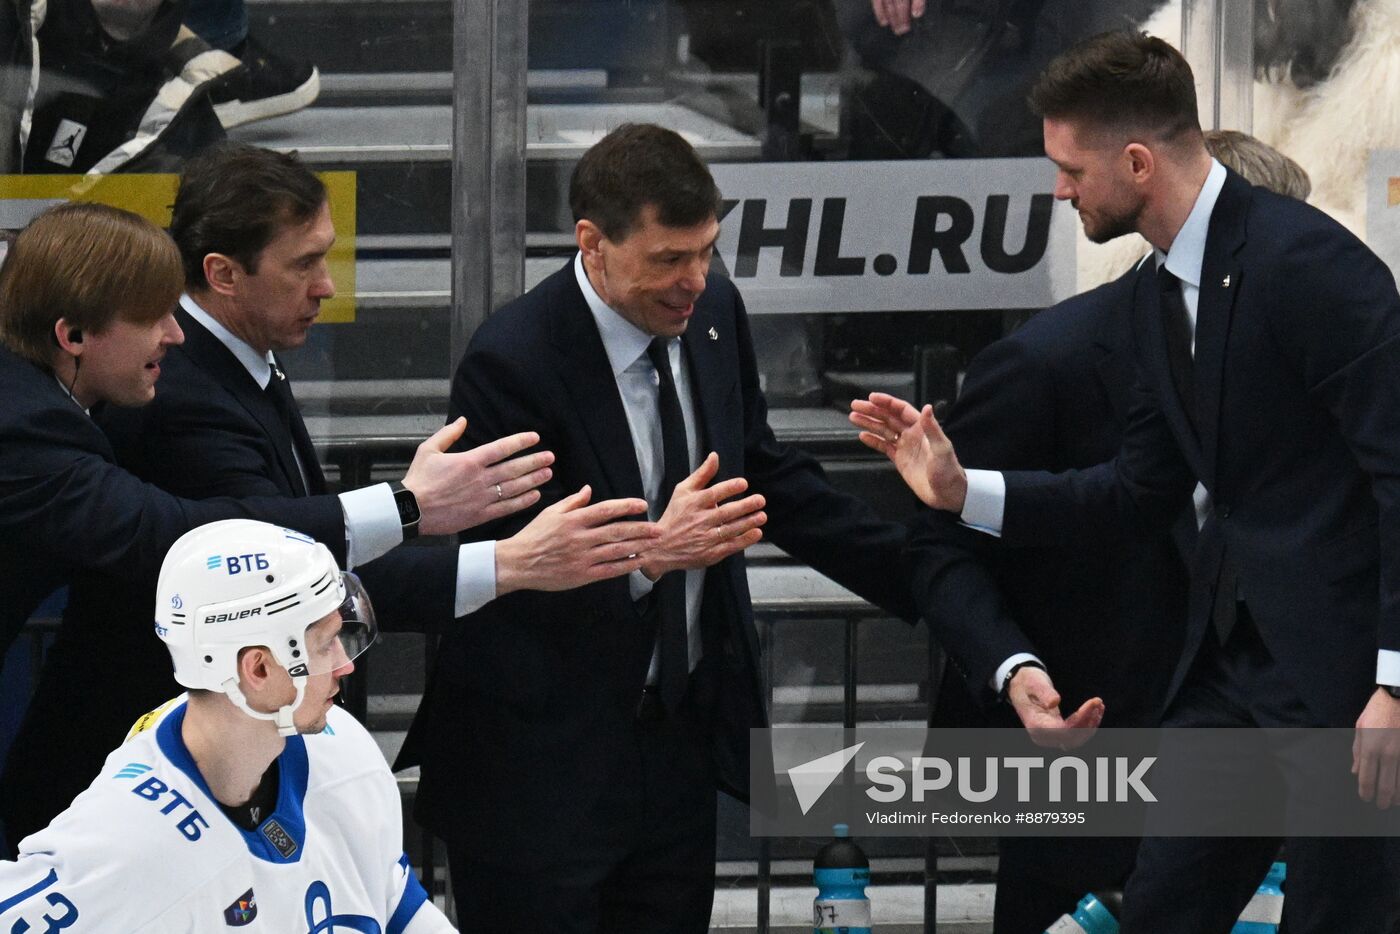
[[833, 823, 850, 838], [1078, 894, 1120, 932]]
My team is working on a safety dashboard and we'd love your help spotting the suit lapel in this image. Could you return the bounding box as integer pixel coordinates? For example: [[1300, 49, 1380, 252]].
[[1090, 276, 1138, 428], [680, 300, 741, 477], [271, 355, 327, 495], [176, 308, 307, 496], [546, 269, 647, 501], [1136, 263, 1201, 456], [1192, 171, 1249, 488]]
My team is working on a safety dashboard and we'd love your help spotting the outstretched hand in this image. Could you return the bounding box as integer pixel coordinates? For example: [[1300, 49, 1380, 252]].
[[1007, 666, 1104, 750], [404, 418, 554, 536], [849, 392, 968, 512], [496, 486, 660, 594]]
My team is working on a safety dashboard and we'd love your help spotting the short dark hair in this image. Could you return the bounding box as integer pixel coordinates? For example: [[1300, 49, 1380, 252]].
[[170, 143, 326, 289], [569, 123, 722, 241], [1029, 31, 1202, 144], [0, 203, 182, 366]]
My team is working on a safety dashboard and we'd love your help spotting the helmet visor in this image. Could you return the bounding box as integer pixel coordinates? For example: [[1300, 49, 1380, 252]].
[[297, 572, 378, 676]]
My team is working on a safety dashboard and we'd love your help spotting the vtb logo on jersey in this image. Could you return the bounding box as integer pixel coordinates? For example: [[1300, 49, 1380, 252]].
[[223, 888, 257, 926]]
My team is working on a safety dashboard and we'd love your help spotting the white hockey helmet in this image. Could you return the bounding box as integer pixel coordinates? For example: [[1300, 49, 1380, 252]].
[[154, 519, 377, 735]]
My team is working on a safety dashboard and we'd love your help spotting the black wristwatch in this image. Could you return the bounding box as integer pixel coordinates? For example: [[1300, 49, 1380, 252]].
[[1380, 683, 1400, 700], [999, 660, 1046, 703], [389, 481, 420, 540]]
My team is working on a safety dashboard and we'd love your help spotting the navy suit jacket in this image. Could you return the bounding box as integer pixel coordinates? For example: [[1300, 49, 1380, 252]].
[[999, 170, 1400, 727], [0, 341, 345, 658], [0, 311, 456, 844], [911, 270, 1187, 726], [397, 262, 917, 867]]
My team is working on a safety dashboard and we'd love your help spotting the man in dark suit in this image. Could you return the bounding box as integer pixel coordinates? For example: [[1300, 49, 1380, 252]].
[[853, 31, 1400, 933], [907, 130, 1309, 933], [0, 144, 658, 850], [396, 123, 918, 932], [913, 269, 1187, 932]]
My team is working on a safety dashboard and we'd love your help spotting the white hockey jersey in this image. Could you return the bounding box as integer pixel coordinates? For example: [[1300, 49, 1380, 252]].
[[0, 698, 454, 933]]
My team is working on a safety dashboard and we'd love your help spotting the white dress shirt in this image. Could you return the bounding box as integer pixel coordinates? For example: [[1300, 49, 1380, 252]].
[[181, 295, 496, 617], [574, 254, 705, 678]]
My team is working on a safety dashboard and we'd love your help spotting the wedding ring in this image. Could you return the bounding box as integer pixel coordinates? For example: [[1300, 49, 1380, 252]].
[[494, 483, 503, 500]]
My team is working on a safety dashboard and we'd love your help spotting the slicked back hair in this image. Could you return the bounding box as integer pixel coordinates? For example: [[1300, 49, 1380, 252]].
[[171, 142, 326, 290], [569, 123, 722, 242], [1029, 31, 1203, 146]]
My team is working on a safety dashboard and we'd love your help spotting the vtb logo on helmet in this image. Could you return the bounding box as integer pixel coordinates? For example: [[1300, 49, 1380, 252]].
[[154, 520, 378, 736], [205, 553, 271, 575]]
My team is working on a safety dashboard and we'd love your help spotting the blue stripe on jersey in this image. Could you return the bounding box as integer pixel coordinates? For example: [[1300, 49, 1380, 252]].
[[386, 856, 429, 934], [156, 701, 311, 863]]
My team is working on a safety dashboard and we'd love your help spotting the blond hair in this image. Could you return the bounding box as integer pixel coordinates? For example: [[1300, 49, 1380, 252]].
[[0, 203, 183, 366]]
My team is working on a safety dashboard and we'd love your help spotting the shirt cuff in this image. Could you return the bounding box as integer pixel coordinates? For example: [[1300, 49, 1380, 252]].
[[1377, 650, 1400, 688], [992, 652, 1044, 693], [339, 483, 403, 570], [960, 469, 1006, 537], [629, 569, 655, 603], [455, 540, 498, 617]]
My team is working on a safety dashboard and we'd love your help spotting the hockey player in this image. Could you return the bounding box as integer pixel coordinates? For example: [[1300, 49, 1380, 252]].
[[0, 519, 455, 932]]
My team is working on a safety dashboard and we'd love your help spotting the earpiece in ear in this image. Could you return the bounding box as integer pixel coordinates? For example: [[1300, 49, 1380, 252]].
[[68, 328, 82, 343]]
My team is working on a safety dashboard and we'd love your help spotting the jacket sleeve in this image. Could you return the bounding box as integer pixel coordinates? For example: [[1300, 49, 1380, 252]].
[[101, 385, 459, 633], [1267, 224, 1400, 656], [727, 285, 920, 623], [0, 404, 347, 581], [906, 334, 1055, 704]]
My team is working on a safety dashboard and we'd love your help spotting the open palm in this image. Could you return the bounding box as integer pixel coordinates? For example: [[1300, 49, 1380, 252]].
[[849, 392, 967, 511]]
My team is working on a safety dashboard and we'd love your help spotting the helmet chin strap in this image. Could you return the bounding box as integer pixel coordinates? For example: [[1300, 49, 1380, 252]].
[[221, 675, 308, 738]]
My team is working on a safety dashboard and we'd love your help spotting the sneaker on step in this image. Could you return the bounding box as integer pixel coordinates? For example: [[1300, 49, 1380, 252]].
[[209, 34, 320, 129]]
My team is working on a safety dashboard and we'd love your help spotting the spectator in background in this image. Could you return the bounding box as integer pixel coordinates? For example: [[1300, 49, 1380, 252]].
[[183, 0, 321, 128], [835, 0, 1159, 158], [21, 0, 318, 176]]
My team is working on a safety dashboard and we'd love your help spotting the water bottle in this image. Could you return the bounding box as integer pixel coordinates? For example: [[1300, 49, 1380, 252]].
[[1044, 892, 1120, 933], [1232, 862, 1285, 933], [813, 823, 871, 934]]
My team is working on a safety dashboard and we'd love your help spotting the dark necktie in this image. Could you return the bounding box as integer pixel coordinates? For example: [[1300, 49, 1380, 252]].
[[645, 337, 691, 712], [265, 360, 325, 496], [1158, 267, 1238, 642], [1157, 264, 1198, 435]]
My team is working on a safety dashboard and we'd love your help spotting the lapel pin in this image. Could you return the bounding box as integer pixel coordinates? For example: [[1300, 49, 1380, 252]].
[[707, 327, 718, 341], [1221, 275, 1231, 288]]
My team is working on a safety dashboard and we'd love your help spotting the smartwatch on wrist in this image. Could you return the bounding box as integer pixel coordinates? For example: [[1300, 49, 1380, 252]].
[[999, 660, 1046, 703], [1380, 683, 1400, 700], [389, 481, 420, 540]]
